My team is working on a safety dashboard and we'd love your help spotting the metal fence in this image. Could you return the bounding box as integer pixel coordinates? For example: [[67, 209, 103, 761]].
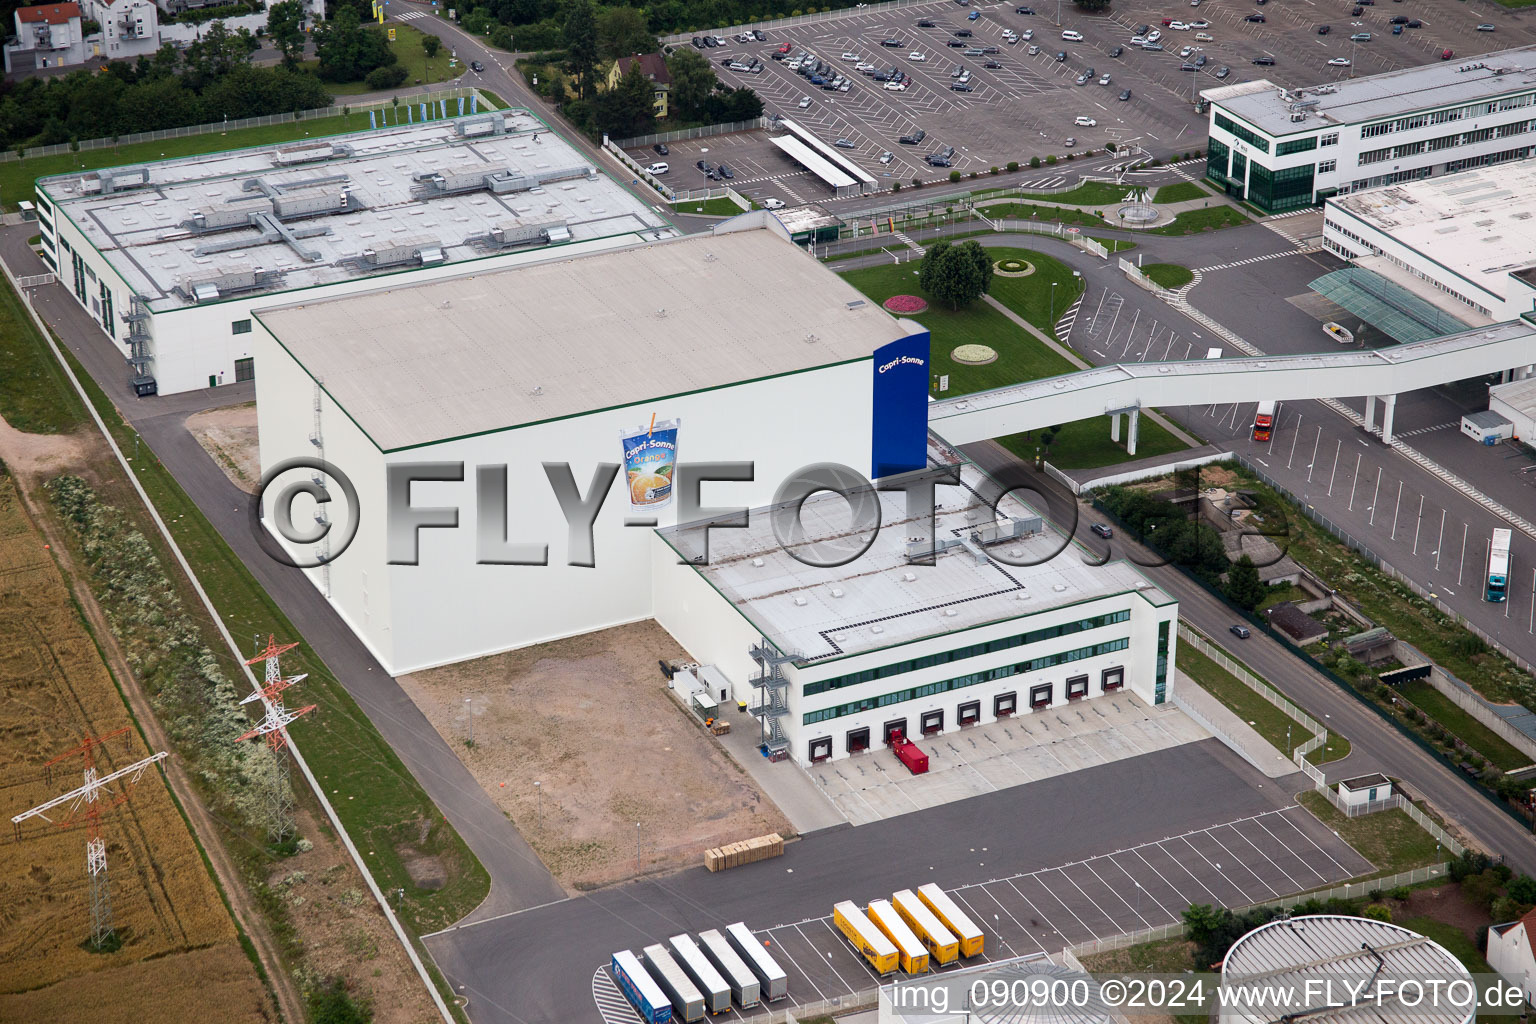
[[15, 273, 54, 288], [602, 138, 676, 200], [671, 185, 752, 209], [1178, 624, 1328, 761], [659, 0, 968, 46], [0, 87, 484, 163], [613, 117, 767, 149]]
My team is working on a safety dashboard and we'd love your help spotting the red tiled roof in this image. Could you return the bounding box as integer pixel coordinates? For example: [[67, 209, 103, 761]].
[[617, 53, 672, 85], [16, 2, 82, 23]]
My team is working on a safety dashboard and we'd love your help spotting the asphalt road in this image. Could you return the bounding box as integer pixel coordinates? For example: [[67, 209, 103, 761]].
[[426, 738, 1307, 1024], [959, 439, 1536, 875]]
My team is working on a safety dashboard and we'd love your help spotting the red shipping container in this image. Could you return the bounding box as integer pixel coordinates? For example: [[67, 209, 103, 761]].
[[891, 733, 929, 775]]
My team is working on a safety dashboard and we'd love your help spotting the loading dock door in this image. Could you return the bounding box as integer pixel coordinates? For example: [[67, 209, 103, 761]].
[[847, 727, 871, 754], [920, 709, 943, 736], [995, 692, 1017, 717], [884, 719, 908, 745], [1066, 675, 1089, 700], [957, 700, 981, 726], [1030, 683, 1053, 709]]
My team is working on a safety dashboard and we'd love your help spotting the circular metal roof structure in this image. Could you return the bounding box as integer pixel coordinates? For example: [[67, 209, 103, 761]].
[[1222, 914, 1474, 1024]]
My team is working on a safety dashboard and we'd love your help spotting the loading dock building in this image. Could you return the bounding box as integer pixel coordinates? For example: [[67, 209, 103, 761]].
[[1203, 47, 1536, 213], [34, 109, 675, 396]]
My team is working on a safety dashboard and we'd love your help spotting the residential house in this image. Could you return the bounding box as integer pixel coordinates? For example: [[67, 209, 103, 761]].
[[606, 52, 671, 119], [81, 0, 157, 61], [4, 3, 87, 73], [1488, 906, 1536, 1008]]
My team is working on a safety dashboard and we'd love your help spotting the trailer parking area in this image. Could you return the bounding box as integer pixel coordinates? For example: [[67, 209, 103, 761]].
[[807, 694, 1208, 826], [589, 803, 1368, 1022]]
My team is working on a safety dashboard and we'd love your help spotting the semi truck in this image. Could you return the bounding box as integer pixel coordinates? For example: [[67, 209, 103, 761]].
[[643, 943, 706, 1022], [668, 934, 731, 1015], [613, 950, 673, 1024], [1489, 527, 1512, 602], [892, 888, 960, 965], [867, 898, 930, 974], [833, 900, 900, 975], [916, 883, 985, 958], [698, 928, 761, 1009], [1252, 401, 1277, 442], [725, 922, 788, 1001]]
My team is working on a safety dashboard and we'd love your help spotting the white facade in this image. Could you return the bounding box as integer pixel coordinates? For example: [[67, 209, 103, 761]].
[[1335, 772, 1392, 807], [1203, 49, 1536, 213], [4, 3, 86, 72], [83, 0, 157, 61], [1488, 909, 1536, 1008]]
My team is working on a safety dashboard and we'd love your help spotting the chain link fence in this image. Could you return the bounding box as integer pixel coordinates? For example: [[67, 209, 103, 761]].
[[0, 88, 484, 163]]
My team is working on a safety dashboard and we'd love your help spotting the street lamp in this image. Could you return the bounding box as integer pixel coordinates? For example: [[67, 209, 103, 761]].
[[1050, 280, 1058, 322], [465, 697, 473, 744], [534, 780, 542, 829]]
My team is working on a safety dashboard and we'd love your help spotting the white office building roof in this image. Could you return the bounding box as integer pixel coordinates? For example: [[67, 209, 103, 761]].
[[1204, 45, 1536, 137], [1329, 159, 1536, 308], [255, 225, 916, 450], [660, 438, 1171, 662], [38, 109, 674, 313]]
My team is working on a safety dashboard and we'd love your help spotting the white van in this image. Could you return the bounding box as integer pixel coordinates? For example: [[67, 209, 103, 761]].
[[1061, 29, 1083, 40], [646, 162, 669, 175]]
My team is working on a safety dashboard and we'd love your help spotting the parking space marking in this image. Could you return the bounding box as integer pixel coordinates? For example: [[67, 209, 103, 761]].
[[1210, 821, 1304, 895], [1083, 858, 1155, 929], [809, 919, 864, 992], [1194, 826, 1278, 901]]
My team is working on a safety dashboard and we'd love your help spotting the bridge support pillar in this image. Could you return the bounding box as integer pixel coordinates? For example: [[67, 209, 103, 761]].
[[1381, 394, 1398, 446], [1110, 413, 1121, 443], [1127, 409, 1141, 456], [1364, 394, 1377, 433]]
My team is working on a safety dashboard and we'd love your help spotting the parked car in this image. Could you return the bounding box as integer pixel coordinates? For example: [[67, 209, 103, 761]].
[[1215, 64, 1230, 76], [947, 38, 966, 46], [1146, 28, 1162, 41], [762, 198, 786, 209], [1392, 24, 1402, 34], [899, 128, 926, 143], [1075, 71, 1091, 83], [718, 164, 734, 179], [1063, 136, 1076, 147], [695, 159, 710, 171], [955, 28, 974, 36], [798, 95, 812, 107], [1099, 72, 1111, 83], [968, 9, 980, 18], [1196, 31, 1214, 41], [754, 29, 767, 40], [1074, 114, 1097, 125], [1244, 13, 1265, 21], [1118, 88, 1131, 100], [703, 35, 717, 46], [1016, 4, 1035, 11], [965, 47, 986, 55], [1407, 20, 1421, 28], [1251, 55, 1275, 64], [1180, 44, 1194, 56], [1190, 19, 1209, 27], [1090, 523, 1113, 538], [951, 81, 974, 90], [834, 138, 856, 148], [645, 162, 669, 174], [1195, 53, 1207, 66], [1028, 43, 1041, 53], [1062, 29, 1083, 40], [1230, 625, 1251, 639], [692, 36, 704, 47], [1134, 22, 1150, 34], [653, 143, 669, 155], [1317, 24, 1330, 33], [917, 17, 936, 26], [909, 50, 927, 60], [925, 152, 952, 165], [1390, 14, 1407, 23], [1350, 31, 1370, 40], [881, 37, 905, 46], [1441, 48, 1454, 59], [842, 50, 859, 60], [1169, 19, 1189, 29], [880, 151, 894, 163], [1109, 44, 1124, 56], [1022, 28, 1034, 39], [1144, 41, 1164, 50], [984, 59, 1003, 68], [1478, 23, 1497, 31], [1181, 61, 1197, 70], [1351, 6, 1363, 15], [1131, 34, 1147, 44]]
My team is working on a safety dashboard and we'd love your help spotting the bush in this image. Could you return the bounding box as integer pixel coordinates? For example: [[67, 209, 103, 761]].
[[1388, 886, 1412, 901], [1065, 153, 1074, 160], [1006, 161, 1018, 172], [1106, 141, 1117, 152], [1045, 155, 1057, 165], [891, 181, 902, 192], [949, 170, 962, 182], [365, 64, 408, 89], [1029, 155, 1041, 168], [912, 177, 923, 188], [1361, 903, 1392, 923]]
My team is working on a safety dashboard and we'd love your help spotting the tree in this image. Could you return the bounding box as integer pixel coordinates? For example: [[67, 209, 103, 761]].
[[1361, 903, 1393, 923], [313, 6, 395, 82], [590, 64, 656, 139], [266, 0, 307, 69], [182, 20, 258, 89], [917, 240, 994, 311], [1507, 875, 1536, 905], [563, 0, 599, 98], [666, 47, 715, 120], [597, 7, 655, 60], [1226, 554, 1265, 610], [1182, 904, 1223, 945], [422, 33, 441, 59]]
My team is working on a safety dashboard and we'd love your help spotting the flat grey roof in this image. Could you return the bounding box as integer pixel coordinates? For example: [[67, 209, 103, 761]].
[[1338, 772, 1391, 789], [40, 110, 675, 312], [1206, 45, 1536, 137], [660, 437, 1170, 663], [1492, 374, 1536, 414], [255, 225, 916, 451]]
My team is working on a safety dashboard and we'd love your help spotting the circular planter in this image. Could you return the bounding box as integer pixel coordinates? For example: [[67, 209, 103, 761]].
[[952, 344, 998, 365], [883, 294, 928, 314], [994, 258, 1035, 277]]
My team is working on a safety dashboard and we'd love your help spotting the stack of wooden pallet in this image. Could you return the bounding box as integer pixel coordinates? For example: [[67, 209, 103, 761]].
[[704, 833, 785, 872]]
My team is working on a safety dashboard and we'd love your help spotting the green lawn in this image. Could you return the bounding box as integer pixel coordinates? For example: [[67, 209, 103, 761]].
[[1149, 205, 1251, 235], [310, 23, 465, 95], [1178, 645, 1350, 764], [1298, 791, 1444, 877], [3, 110, 390, 211], [983, 246, 1086, 339], [1091, 236, 1136, 254], [1398, 680, 1531, 771], [1013, 417, 1188, 470], [0, 274, 87, 434], [1153, 181, 1209, 204], [671, 196, 747, 216], [978, 202, 1108, 227], [1400, 916, 1493, 973], [839, 260, 1078, 397], [476, 89, 509, 109], [1142, 263, 1194, 290], [1016, 181, 1134, 206]]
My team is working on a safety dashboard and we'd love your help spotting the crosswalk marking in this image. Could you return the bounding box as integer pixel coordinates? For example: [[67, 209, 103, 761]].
[[1395, 420, 1459, 439], [1194, 248, 1321, 273], [892, 230, 925, 255], [394, 9, 427, 19], [1055, 296, 1083, 341]]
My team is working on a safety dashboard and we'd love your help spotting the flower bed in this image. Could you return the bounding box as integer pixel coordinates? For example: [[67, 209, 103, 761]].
[[883, 294, 929, 313]]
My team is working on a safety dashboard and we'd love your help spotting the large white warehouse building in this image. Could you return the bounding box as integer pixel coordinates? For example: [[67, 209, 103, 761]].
[[1203, 46, 1536, 213], [33, 108, 675, 396], [251, 216, 1177, 764]]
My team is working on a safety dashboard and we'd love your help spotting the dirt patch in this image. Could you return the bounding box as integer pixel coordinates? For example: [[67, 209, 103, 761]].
[[397, 620, 793, 892], [0, 412, 92, 481], [399, 848, 447, 891], [1397, 885, 1490, 944], [268, 807, 440, 1024], [186, 403, 259, 494]]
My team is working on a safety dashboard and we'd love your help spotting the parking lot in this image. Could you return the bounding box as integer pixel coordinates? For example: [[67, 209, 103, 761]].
[[637, 0, 1536, 208], [590, 803, 1369, 1021]]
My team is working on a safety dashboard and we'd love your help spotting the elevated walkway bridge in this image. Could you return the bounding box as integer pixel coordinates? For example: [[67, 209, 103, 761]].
[[929, 319, 1536, 452]]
